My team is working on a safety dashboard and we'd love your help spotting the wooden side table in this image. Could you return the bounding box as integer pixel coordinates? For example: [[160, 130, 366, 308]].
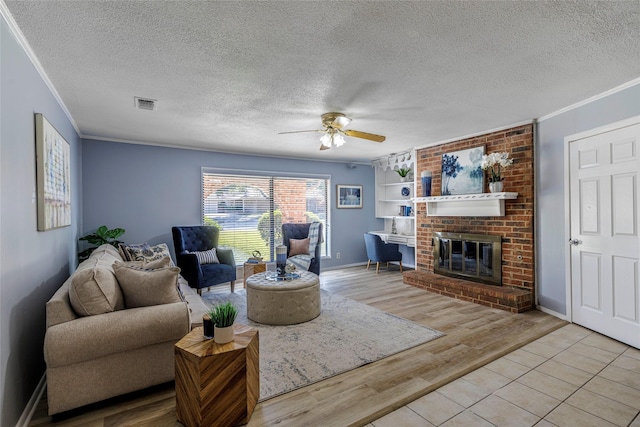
[[243, 261, 267, 282], [175, 324, 259, 427]]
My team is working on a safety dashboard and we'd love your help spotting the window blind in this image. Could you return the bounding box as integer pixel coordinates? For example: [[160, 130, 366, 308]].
[[202, 169, 329, 264]]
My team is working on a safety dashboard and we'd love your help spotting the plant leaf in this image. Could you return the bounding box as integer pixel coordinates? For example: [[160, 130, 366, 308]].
[[96, 225, 108, 238], [104, 228, 125, 239], [81, 235, 106, 245]]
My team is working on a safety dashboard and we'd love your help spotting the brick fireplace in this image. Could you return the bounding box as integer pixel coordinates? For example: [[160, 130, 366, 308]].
[[403, 124, 535, 313]]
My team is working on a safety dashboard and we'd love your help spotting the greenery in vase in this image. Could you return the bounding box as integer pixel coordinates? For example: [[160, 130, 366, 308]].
[[396, 167, 411, 178], [481, 152, 513, 183], [211, 302, 238, 328], [78, 225, 125, 262]]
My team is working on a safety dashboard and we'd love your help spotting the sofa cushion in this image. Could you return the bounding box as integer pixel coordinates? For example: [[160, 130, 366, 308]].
[[119, 243, 173, 263], [113, 263, 182, 308], [188, 248, 220, 264], [69, 249, 125, 317], [289, 237, 310, 256], [92, 243, 122, 258]]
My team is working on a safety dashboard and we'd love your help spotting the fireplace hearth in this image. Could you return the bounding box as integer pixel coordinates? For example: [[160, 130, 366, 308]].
[[433, 232, 502, 286]]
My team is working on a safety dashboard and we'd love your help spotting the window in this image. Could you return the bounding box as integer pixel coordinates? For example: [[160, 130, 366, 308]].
[[202, 169, 329, 264]]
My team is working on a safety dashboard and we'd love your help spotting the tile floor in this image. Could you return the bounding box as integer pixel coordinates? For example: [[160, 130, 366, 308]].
[[368, 324, 640, 427]]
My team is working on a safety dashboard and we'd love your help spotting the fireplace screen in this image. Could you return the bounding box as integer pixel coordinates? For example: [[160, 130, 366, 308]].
[[433, 232, 502, 286]]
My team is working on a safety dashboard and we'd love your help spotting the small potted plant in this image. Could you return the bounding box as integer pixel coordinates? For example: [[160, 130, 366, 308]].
[[212, 301, 238, 344], [396, 167, 411, 182]]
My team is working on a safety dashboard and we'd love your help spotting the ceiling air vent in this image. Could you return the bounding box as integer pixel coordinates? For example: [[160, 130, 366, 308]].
[[134, 97, 157, 111]]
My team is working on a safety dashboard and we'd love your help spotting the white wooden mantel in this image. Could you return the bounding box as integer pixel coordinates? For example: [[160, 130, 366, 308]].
[[412, 192, 518, 217]]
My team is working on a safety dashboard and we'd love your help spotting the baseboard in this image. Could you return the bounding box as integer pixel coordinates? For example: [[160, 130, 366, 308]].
[[536, 305, 568, 321], [16, 373, 46, 427], [322, 262, 413, 272], [322, 262, 367, 271]]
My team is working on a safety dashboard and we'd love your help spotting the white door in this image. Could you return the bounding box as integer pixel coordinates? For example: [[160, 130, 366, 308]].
[[569, 122, 640, 348]]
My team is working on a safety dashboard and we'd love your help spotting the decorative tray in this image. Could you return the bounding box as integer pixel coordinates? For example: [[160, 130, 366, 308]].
[[265, 272, 301, 281]]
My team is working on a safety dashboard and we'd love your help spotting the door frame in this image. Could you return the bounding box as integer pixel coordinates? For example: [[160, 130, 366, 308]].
[[564, 115, 640, 321]]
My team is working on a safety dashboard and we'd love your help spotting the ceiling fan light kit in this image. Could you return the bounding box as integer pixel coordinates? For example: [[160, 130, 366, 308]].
[[320, 129, 346, 149], [280, 112, 386, 150]]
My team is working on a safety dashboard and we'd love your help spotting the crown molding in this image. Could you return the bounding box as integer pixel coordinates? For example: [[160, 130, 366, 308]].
[[538, 77, 640, 122], [414, 119, 535, 151]]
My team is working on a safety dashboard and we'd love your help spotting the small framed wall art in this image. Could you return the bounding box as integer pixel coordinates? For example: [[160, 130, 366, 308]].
[[35, 113, 71, 231], [336, 184, 363, 208]]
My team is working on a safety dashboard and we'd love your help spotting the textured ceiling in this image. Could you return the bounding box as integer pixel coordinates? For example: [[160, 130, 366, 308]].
[[4, 1, 640, 162]]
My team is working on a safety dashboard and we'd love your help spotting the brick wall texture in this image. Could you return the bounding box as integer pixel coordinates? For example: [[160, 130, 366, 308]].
[[407, 123, 535, 312]]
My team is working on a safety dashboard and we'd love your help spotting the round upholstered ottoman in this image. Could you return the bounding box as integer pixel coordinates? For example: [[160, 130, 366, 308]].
[[246, 271, 321, 325]]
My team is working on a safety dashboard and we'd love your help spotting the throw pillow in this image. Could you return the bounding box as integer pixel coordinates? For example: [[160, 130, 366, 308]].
[[188, 248, 220, 264], [289, 237, 310, 257], [69, 250, 125, 316], [116, 256, 171, 270], [118, 243, 146, 261], [113, 263, 182, 308], [119, 242, 173, 263]]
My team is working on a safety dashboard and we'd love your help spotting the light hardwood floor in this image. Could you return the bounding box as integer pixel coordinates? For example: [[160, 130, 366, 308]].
[[29, 266, 566, 427]]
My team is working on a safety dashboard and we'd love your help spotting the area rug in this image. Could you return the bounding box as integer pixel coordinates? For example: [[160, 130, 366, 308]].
[[201, 289, 444, 401]]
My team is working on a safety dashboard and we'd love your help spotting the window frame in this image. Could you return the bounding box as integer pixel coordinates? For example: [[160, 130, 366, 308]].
[[201, 167, 331, 263]]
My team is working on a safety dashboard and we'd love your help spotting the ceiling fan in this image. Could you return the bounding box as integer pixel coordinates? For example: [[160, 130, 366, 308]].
[[279, 112, 386, 150]]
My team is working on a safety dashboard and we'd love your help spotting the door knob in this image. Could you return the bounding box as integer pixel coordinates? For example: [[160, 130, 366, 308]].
[[569, 239, 581, 246]]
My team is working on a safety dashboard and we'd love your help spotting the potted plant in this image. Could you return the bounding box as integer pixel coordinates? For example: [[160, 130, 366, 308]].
[[212, 301, 238, 344], [396, 167, 411, 182], [78, 225, 125, 262], [481, 152, 514, 193]]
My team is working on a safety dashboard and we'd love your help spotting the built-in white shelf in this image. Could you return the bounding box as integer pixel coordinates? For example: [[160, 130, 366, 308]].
[[413, 192, 518, 217], [382, 182, 412, 186]]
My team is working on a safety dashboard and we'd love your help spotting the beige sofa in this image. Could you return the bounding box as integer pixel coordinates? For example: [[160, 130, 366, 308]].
[[44, 244, 208, 415]]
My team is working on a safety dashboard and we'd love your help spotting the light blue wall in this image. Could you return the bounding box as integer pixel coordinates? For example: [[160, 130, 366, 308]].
[[0, 17, 82, 426], [81, 139, 382, 269], [536, 84, 640, 315]]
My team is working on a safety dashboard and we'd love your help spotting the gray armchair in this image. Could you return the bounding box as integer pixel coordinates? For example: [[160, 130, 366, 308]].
[[282, 222, 323, 275]]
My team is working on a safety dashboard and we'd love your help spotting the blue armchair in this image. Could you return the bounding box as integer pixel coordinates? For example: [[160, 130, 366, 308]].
[[171, 226, 237, 294], [364, 233, 403, 273], [282, 223, 323, 275]]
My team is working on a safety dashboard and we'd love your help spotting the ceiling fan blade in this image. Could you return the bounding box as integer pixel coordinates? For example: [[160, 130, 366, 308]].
[[278, 129, 323, 135], [343, 129, 386, 143], [319, 143, 331, 151]]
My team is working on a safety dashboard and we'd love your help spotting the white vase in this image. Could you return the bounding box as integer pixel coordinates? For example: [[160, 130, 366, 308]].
[[489, 181, 504, 193], [214, 325, 235, 344]]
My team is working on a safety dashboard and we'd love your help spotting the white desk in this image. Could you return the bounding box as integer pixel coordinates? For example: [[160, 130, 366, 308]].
[[369, 231, 416, 248]]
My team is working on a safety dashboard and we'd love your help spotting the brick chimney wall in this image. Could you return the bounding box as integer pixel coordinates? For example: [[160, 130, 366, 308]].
[[408, 123, 535, 311]]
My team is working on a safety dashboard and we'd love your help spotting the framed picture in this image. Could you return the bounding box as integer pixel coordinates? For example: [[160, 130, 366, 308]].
[[35, 113, 71, 231], [441, 146, 484, 195], [336, 184, 363, 208]]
